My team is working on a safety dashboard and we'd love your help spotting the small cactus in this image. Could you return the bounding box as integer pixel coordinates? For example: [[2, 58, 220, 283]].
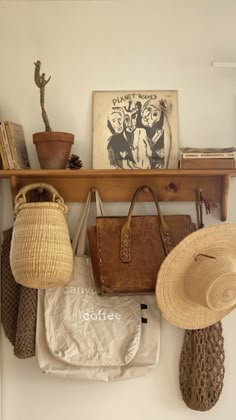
[[34, 60, 52, 132]]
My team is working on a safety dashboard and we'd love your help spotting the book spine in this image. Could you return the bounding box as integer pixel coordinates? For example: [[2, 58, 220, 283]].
[[180, 157, 235, 169], [4, 121, 20, 169], [182, 152, 235, 159], [0, 123, 14, 169], [0, 126, 9, 169]]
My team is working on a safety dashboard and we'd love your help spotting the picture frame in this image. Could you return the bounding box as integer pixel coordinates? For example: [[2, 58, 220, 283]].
[[92, 90, 179, 169]]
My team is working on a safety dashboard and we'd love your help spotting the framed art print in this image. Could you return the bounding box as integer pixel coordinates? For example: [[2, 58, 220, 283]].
[[92, 90, 179, 169]]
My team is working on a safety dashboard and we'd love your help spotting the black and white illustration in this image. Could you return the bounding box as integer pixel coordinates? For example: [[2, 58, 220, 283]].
[[93, 91, 179, 169]]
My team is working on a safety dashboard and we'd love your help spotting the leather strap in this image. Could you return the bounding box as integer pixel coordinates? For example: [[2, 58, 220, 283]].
[[159, 228, 176, 256], [120, 185, 174, 263]]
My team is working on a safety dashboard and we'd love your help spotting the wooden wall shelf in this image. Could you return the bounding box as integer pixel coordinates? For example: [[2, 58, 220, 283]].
[[0, 169, 235, 221]]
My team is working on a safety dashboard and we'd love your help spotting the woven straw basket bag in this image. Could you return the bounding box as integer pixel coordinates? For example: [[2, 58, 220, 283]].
[[10, 183, 73, 289]]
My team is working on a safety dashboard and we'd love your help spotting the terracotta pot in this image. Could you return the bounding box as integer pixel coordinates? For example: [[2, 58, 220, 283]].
[[33, 132, 74, 169]]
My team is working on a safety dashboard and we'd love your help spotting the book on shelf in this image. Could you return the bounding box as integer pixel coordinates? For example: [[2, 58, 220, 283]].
[[180, 157, 235, 169], [180, 147, 236, 160], [1, 121, 30, 169], [181, 152, 235, 159], [180, 147, 236, 153], [0, 122, 14, 169], [0, 128, 8, 169]]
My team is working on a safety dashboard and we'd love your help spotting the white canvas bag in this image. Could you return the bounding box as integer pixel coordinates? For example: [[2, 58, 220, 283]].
[[36, 190, 161, 381], [36, 290, 161, 382], [44, 191, 142, 367]]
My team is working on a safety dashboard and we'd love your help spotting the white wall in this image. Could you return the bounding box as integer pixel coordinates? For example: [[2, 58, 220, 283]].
[[1, 1, 236, 419]]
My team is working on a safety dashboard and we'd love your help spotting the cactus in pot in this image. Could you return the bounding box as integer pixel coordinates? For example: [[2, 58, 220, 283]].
[[33, 60, 74, 169], [34, 60, 52, 132]]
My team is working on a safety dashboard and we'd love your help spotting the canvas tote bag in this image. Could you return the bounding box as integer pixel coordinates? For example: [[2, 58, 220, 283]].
[[36, 291, 160, 381], [44, 191, 142, 368], [36, 190, 161, 381]]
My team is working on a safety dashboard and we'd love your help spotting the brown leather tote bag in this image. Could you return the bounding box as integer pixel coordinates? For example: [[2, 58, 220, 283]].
[[88, 185, 195, 295]]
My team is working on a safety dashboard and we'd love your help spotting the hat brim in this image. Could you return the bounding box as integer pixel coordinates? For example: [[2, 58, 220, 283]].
[[156, 224, 236, 329]]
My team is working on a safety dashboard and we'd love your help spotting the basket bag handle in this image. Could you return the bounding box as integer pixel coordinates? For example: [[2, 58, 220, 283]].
[[120, 185, 175, 263], [14, 183, 67, 215]]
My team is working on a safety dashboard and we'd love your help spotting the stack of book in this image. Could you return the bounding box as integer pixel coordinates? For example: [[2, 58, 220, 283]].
[[180, 147, 236, 169], [0, 121, 30, 169]]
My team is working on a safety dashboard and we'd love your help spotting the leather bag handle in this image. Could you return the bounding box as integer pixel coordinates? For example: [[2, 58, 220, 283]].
[[120, 185, 175, 263]]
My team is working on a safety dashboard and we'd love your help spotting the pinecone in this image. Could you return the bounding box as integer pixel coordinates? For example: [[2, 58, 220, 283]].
[[67, 154, 83, 170]]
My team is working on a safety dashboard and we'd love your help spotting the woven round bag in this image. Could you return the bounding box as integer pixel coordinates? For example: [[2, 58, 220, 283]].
[[10, 183, 73, 289]]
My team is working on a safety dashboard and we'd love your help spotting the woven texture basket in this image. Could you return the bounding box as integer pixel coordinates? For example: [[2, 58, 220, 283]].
[[179, 322, 225, 411], [1, 228, 37, 358], [10, 183, 73, 289]]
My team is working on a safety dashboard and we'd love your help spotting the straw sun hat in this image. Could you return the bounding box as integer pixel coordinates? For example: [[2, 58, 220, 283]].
[[156, 224, 236, 329]]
